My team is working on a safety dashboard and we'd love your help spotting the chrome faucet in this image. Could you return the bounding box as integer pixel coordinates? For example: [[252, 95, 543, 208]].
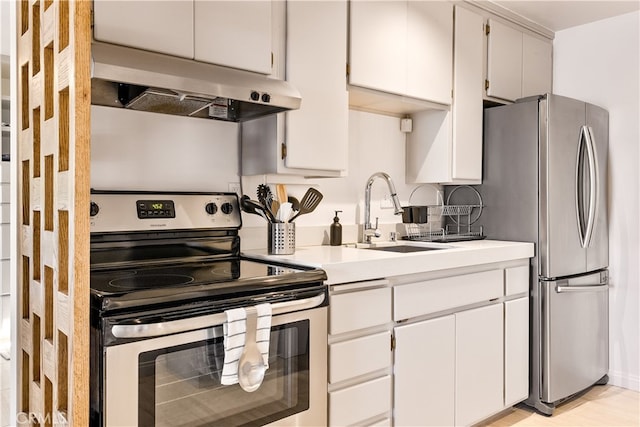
[[363, 172, 404, 243]]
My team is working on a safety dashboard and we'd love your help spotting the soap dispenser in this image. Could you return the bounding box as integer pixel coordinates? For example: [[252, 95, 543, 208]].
[[330, 210, 343, 246]]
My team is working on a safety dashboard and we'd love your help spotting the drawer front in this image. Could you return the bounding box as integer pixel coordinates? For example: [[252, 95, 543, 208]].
[[0, 184, 8, 203], [329, 375, 392, 426], [1, 259, 8, 294], [330, 287, 391, 335], [0, 224, 8, 260], [329, 332, 391, 383], [394, 269, 503, 320], [506, 265, 529, 295]]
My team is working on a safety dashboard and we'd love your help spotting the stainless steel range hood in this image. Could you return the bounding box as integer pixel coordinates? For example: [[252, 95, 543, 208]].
[[91, 42, 301, 122]]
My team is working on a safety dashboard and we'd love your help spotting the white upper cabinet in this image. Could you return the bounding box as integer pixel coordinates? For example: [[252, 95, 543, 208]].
[[241, 0, 348, 177], [406, 6, 483, 184], [349, 0, 453, 112], [93, 1, 194, 59], [451, 5, 484, 182], [486, 18, 552, 101], [406, 1, 454, 105], [522, 33, 553, 97], [486, 19, 522, 101], [194, 1, 272, 74], [284, 0, 348, 172], [349, 1, 406, 97], [93, 0, 274, 74]]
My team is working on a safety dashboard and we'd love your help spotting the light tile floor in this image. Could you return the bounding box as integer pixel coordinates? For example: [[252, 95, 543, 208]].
[[483, 385, 640, 426]]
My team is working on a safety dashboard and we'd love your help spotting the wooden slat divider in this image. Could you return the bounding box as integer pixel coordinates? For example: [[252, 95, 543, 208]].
[[17, 0, 91, 424]]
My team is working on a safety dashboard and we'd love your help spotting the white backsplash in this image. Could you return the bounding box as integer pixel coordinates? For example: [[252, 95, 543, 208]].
[[91, 106, 443, 249]]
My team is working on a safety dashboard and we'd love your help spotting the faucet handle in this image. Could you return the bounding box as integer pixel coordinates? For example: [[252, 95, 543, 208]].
[[374, 217, 382, 238]]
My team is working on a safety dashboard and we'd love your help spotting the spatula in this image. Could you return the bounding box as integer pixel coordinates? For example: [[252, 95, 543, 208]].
[[289, 188, 323, 222]]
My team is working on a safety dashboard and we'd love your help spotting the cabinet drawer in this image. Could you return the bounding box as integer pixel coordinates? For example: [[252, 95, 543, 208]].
[[330, 287, 391, 335], [329, 332, 391, 383], [1, 259, 8, 295], [394, 270, 503, 320], [506, 265, 529, 295], [0, 224, 8, 260], [329, 375, 392, 426], [0, 184, 8, 203]]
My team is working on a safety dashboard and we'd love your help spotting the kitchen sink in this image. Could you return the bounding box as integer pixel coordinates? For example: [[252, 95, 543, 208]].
[[363, 245, 447, 253]]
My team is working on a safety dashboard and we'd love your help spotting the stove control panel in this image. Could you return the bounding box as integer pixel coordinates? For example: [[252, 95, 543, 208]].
[[90, 192, 242, 233], [136, 200, 176, 219]]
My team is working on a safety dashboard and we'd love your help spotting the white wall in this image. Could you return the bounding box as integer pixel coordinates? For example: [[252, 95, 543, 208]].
[[554, 11, 640, 391]]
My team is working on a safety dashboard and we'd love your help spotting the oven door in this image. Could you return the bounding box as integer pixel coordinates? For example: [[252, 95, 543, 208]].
[[103, 298, 327, 427]]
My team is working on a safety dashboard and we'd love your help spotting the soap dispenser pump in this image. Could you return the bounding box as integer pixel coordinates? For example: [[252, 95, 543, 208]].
[[330, 210, 343, 246]]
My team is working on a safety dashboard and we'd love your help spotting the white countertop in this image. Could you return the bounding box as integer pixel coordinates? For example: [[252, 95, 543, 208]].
[[243, 240, 534, 285]]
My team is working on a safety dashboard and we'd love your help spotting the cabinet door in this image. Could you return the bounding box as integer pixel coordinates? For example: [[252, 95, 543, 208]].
[[406, 1, 453, 105], [194, 1, 272, 74], [93, 0, 194, 58], [522, 33, 552, 97], [455, 304, 504, 426], [486, 19, 523, 101], [285, 0, 348, 172], [505, 297, 529, 406], [452, 6, 484, 182], [349, 1, 406, 96], [394, 316, 455, 427]]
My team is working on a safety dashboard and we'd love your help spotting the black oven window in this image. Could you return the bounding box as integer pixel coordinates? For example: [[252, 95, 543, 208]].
[[138, 320, 310, 427]]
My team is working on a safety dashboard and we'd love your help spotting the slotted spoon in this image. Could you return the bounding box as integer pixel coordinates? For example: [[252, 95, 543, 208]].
[[289, 188, 323, 222]]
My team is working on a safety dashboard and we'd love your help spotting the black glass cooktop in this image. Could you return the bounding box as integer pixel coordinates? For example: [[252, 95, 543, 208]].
[[90, 258, 326, 313]]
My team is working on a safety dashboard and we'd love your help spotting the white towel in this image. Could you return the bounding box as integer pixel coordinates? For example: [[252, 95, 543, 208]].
[[255, 303, 273, 369], [220, 307, 247, 385]]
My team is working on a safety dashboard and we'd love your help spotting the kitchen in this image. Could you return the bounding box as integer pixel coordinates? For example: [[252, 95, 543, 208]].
[[1, 1, 639, 426]]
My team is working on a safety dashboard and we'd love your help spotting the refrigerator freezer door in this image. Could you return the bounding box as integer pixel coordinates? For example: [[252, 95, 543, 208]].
[[540, 271, 609, 403]]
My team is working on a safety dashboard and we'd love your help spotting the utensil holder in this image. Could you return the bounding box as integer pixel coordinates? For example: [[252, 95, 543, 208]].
[[268, 222, 295, 255]]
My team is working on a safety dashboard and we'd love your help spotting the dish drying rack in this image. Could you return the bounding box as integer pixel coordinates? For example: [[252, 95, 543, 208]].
[[403, 185, 485, 243]]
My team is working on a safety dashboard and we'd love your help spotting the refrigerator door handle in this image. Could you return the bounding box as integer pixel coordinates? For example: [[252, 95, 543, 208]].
[[555, 283, 609, 293], [576, 125, 598, 248]]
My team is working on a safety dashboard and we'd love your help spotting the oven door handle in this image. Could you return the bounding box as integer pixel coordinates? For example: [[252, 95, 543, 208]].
[[111, 293, 325, 339]]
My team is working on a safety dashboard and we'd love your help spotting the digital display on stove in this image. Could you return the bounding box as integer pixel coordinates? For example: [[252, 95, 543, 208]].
[[136, 200, 176, 219]]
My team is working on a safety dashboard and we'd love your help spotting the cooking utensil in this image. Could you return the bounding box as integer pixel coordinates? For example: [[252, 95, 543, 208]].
[[289, 188, 323, 222], [277, 202, 293, 223], [257, 184, 277, 221], [241, 196, 274, 222], [288, 196, 300, 212], [237, 311, 266, 392], [276, 184, 287, 204], [271, 200, 281, 219]]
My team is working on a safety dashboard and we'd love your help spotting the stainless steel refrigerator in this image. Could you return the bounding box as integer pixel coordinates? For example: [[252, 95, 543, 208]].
[[480, 94, 609, 415]]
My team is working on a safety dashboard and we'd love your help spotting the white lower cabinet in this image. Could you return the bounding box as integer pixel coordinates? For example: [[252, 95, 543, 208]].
[[395, 315, 455, 426], [328, 280, 393, 426], [391, 261, 530, 426], [395, 304, 504, 427], [455, 304, 504, 426], [505, 296, 529, 406], [328, 261, 530, 427], [329, 375, 392, 426]]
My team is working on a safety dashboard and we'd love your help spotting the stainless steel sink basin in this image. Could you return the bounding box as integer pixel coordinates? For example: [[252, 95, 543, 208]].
[[363, 245, 446, 253]]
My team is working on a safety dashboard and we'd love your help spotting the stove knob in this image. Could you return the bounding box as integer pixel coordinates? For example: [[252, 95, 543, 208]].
[[221, 202, 234, 215], [205, 202, 218, 215], [90, 202, 100, 217]]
